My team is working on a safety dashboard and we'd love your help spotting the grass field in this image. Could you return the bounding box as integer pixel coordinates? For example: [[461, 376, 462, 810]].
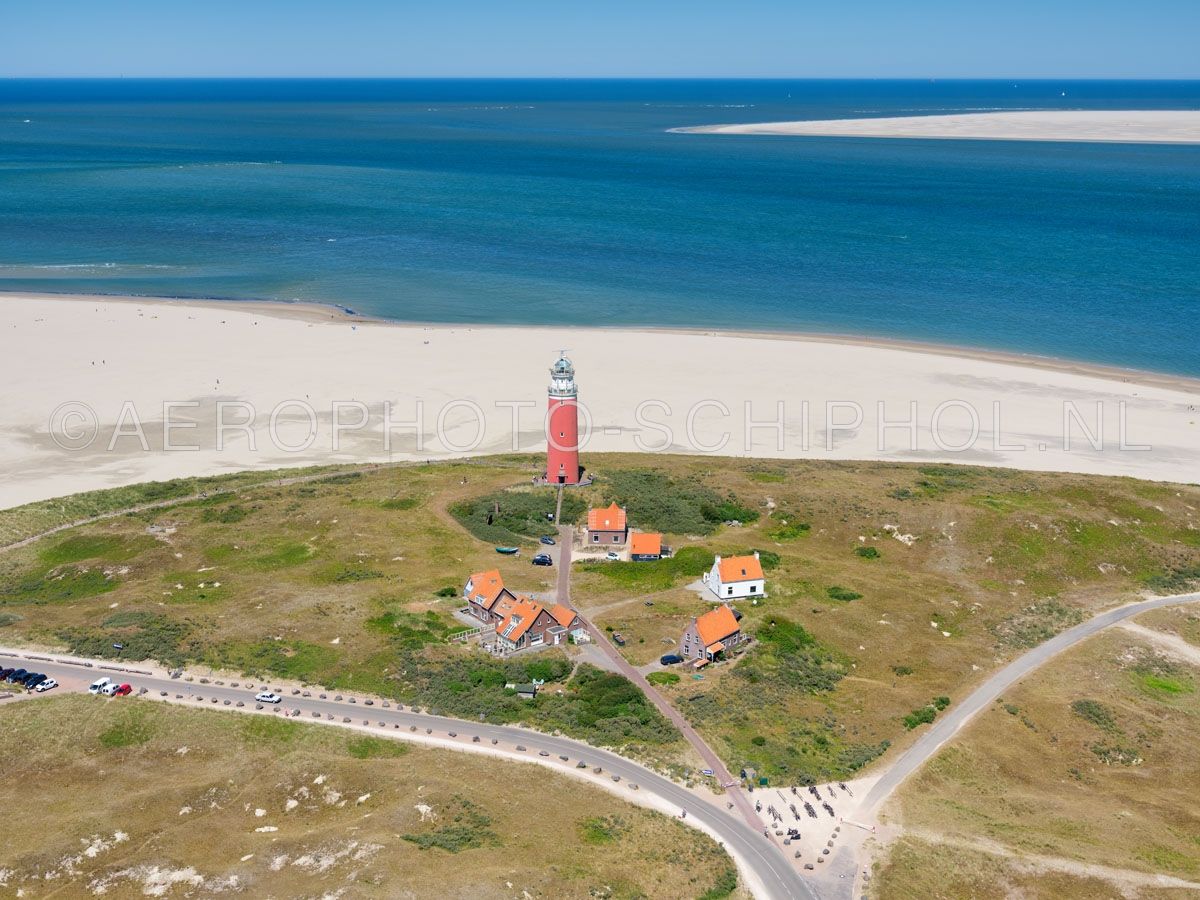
[[872, 834, 1191, 900], [881, 627, 1200, 892], [1, 454, 1197, 787], [0, 695, 739, 899]]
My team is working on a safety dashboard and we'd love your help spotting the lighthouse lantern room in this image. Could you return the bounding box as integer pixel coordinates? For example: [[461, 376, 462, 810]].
[[546, 352, 581, 485]]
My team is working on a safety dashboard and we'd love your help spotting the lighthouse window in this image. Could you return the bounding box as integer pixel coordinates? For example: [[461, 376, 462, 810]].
[[559, 431, 564, 438]]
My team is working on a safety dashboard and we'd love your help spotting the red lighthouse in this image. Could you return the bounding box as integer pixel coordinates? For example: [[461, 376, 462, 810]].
[[546, 352, 581, 485]]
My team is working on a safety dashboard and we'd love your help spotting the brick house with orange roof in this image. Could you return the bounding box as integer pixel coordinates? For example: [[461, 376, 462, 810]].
[[463, 569, 519, 625], [680, 603, 747, 663], [587, 502, 628, 546], [629, 531, 663, 561], [494, 598, 583, 651], [702, 551, 766, 600]]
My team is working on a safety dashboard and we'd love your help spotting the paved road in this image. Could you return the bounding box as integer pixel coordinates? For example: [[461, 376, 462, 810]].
[[860, 590, 1200, 814], [556, 524, 762, 836], [0, 649, 817, 900]]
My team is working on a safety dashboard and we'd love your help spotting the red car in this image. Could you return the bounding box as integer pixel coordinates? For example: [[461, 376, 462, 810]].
[[114, 683, 133, 696]]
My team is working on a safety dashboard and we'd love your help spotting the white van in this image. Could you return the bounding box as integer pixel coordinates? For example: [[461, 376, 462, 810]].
[[100, 682, 120, 696], [89, 677, 113, 694]]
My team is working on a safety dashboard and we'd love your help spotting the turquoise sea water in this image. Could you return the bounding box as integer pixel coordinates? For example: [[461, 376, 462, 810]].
[[1, 79, 1198, 375]]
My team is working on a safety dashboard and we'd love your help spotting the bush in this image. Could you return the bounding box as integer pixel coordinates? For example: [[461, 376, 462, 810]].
[[403, 795, 497, 852], [854, 546, 880, 560], [750, 735, 767, 746], [826, 586, 862, 602], [934, 696, 951, 710], [891, 665, 913, 676], [699, 867, 740, 900], [647, 671, 681, 687], [767, 518, 810, 541], [903, 706, 937, 730], [600, 470, 758, 535], [1071, 698, 1120, 732], [737, 618, 846, 694], [450, 489, 586, 545]]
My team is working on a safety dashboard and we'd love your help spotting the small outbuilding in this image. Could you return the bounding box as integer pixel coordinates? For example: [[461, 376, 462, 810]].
[[629, 531, 663, 561]]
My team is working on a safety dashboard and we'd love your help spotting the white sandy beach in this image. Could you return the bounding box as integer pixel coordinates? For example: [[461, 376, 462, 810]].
[[1, 293, 1197, 509], [675, 109, 1200, 143]]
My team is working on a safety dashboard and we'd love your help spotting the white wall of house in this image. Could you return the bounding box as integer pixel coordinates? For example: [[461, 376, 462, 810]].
[[703, 558, 765, 600]]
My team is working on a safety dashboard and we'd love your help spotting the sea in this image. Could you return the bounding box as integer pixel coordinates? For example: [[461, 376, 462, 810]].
[[1, 78, 1198, 375]]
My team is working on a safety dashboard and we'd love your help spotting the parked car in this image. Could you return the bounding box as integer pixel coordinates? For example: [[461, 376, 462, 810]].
[[539, 535, 556, 545], [531, 553, 553, 567], [660, 654, 683, 666], [114, 683, 133, 696], [7, 669, 28, 683], [35, 678, 58, 693], [89, 677, 113, 694], [605, 551, 620, 561], [255, 691, 282, 704], [0, 668, 14, 681], [612, 633, 626, 646], [100, 682, 120, 696], [23, 673, 47, 689]]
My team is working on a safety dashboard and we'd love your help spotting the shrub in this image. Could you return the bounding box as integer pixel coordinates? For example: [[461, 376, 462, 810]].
[[768, 518, 810, 541], [737, 618, 846, 694], [435, 585, 458, 598], [403, 795, 497, 852], [903, 706, 937, 730], [600, 470, 757, 535], [450, 489, 586, 545], [647, 671, 680, 687], [891, 665, 913, 676], [934, 696, 951, 710], [699, 867, 740, 900], [201, 504, 250, 524], [579, 815, 628, 845], [1070, 698, 1120, 733], [854, 546, 880, 560], [750, 735, 767, 746], [826, 586, 862, 602]]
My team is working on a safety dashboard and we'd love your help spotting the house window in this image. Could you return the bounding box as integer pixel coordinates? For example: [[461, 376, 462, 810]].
[[612, 535, 619, 543], [749, 585, 757, 593], [592, 534, 599, 543], [727, 586, 733, 596]]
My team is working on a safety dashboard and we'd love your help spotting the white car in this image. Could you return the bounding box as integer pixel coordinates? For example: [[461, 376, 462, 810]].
[[255, 691, 282, 704], [35, 678, 58, 693], [605, 551, 621, 561], [89, 677, 112, 694], [100, 682, 120, 696]]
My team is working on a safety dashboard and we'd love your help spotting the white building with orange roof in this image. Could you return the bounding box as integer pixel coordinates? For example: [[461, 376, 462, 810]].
[[680, 603, 747, 663], [587, 501, 628, 545], [702, 551, 765, 600]]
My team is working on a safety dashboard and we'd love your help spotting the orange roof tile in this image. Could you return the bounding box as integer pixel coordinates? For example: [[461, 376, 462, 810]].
[[629, 532, 662, 556], [587, 502, 627, 532], [466, 569, 508, 609], [717, 554, 763, 583], [497, 596, 544, 643], [695, 604, 740, 645], [548, 604, 578, 629]]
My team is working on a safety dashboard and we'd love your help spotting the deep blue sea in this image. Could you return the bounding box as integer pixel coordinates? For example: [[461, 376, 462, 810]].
[[1, 79, 1198, 375]]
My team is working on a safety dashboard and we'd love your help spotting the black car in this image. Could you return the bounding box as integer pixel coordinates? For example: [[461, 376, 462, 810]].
[[660, 654, 684, 666], [531, 553, 553, 567], [23, 673, 46, 689], [539, 535, 556, 545], [7, 668, 28, 683], [0, 668, 13, 681]]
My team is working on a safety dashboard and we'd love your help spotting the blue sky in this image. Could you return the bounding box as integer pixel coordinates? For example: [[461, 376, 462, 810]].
[[3, 0, 1197, 78]]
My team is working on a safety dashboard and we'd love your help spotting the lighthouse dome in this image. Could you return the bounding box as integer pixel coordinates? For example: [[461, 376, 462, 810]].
[[551, 354, 574, 377]]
